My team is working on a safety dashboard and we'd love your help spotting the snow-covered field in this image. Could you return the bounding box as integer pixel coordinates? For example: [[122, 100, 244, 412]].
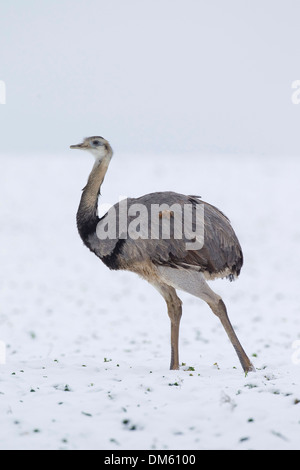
[[0, 150, 299, 450]]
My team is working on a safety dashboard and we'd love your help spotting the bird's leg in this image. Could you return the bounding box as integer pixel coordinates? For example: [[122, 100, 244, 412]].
[[152, 283, 182, 370], [168, 297, 182, 370], [208, 298, 255, 374], [155, 267, 254, 373]]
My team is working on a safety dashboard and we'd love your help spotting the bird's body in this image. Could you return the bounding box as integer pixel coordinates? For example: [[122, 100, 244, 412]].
[[71, 136, 254, 373], [82, 192, 243, 281]]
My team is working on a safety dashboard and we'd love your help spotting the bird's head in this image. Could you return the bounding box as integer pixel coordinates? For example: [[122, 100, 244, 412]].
[[70, 136, 113, 162]]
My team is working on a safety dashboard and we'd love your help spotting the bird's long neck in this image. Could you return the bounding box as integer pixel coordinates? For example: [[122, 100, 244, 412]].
[[77, 154, 111, 245]]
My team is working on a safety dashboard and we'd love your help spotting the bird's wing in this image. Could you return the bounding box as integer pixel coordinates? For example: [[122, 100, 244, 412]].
[[120, 192, 243, 279]]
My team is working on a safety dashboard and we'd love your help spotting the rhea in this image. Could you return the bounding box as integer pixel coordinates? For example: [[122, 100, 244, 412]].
[[70, 136, 254, 373]]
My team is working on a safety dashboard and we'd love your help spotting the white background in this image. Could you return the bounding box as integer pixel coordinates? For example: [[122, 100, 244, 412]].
[[0, 0, 300, 155]]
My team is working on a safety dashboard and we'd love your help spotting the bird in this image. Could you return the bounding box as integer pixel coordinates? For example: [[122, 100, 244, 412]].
[[70, 136, 255, 373]]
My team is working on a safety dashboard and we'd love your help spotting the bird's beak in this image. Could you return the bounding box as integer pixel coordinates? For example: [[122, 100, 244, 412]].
[[70, 143, 88, 150]]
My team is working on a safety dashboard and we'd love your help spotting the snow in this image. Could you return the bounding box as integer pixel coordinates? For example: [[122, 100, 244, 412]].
[[0, 151, 300, 450]]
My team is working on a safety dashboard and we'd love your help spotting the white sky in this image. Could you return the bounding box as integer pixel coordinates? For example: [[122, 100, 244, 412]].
[[0, 0, 299, 155]]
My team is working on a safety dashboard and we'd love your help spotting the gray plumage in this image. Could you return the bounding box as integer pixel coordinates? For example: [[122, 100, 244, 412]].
[[89, 192, 243, 279], [71, 136, 254, 373]]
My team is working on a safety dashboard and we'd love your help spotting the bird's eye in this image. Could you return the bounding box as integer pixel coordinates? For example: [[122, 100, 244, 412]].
[[92, 140, 100, 146]]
